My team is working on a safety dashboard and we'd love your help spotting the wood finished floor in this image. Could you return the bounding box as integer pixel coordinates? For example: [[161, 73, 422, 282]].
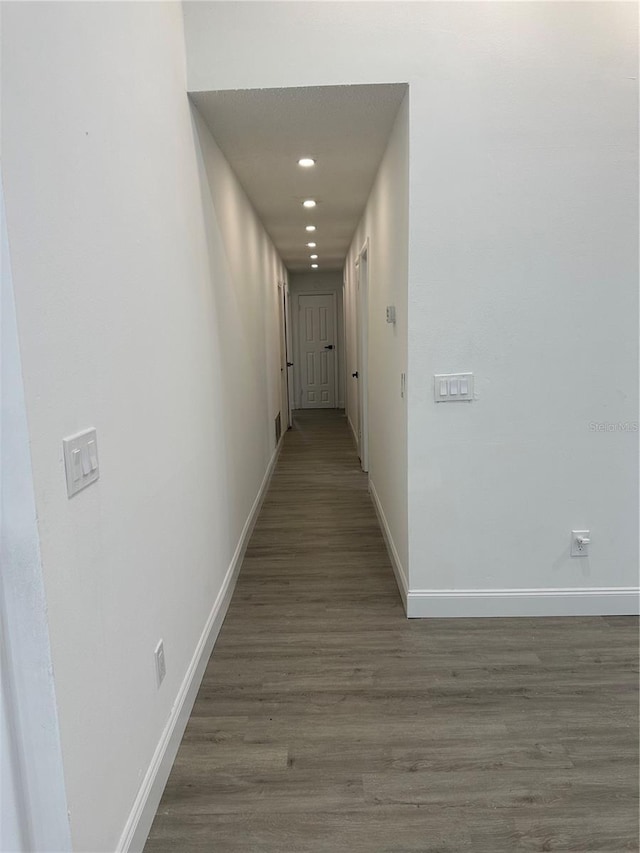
[[144, 410, 639, 853]]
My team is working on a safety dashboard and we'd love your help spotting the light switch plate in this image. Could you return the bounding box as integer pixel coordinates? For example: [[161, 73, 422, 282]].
[[63, 428, 99, 497], [434, 373, 474, 402]]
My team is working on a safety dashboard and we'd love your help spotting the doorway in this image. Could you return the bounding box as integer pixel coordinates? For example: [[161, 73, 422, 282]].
[[277, 280, 293, 429], [296, 292, 338, 409], [355, 241, 369, 472]]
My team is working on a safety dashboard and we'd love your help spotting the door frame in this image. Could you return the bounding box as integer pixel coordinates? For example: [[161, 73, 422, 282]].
[[284, 283, 293, 428], [355, 239, 369, 472], [295, 290, 339, 410], [277, 279, 293, 428]]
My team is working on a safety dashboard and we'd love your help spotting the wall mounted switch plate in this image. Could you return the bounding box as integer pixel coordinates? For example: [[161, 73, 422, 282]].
[[63, 428, 99, 497], [434, 373, 474, 402]]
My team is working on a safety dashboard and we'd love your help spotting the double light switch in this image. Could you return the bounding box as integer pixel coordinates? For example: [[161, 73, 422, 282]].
[[434, 373, 474, 402], [63, 428, 99, 497]]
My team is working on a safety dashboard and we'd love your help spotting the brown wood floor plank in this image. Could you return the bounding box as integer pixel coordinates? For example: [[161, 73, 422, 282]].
[[144, 409, 639, 853]]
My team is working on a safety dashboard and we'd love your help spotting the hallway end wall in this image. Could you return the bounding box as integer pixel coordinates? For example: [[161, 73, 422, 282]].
[[289, 272, 345, 411], [2, 4, 287, 851]]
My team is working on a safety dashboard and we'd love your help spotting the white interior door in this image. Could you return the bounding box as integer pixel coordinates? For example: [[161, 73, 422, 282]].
[[298, 293, 337, 408]]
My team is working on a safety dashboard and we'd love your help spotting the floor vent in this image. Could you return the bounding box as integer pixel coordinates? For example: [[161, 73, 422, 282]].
[[275, 412, 281, 445]]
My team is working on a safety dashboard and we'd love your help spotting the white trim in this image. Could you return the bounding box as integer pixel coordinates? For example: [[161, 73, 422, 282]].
[[1, 182, 72, 852], [340, 284, 347, 414], [406, 587, 640, 619], [117, 435, 285, 853], [277, 277, 294, 429], [369, 480, 408, 614], [284, 281, 293, 429], [331, 291, 339, 409], [355, 239, 369, 472], [347, 414, 359, 450]]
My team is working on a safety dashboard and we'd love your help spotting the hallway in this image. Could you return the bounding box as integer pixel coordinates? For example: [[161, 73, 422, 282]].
[[144, 411, 638, 853]]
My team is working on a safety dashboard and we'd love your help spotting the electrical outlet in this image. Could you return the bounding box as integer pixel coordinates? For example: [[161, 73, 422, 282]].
[[154, 640, 166, 687], [571, 530, 591, 557]]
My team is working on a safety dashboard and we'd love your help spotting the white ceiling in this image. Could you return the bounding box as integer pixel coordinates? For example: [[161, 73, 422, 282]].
[[190, 84, 407, 273]]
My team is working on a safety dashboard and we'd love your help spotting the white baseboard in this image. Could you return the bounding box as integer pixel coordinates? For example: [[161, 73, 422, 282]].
[[368, 480, 408, 613], [347, 415, 358, 451], [407, 587, 640, 618], [118, 435, 285, 853]]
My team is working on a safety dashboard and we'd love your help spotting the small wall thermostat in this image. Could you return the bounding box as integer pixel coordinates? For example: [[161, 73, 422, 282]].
[[386, 305, 396, 324]]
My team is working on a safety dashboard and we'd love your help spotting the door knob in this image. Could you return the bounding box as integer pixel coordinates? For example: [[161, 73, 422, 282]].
[[324, 344, 334, 350], [352, 371, 359, 378]]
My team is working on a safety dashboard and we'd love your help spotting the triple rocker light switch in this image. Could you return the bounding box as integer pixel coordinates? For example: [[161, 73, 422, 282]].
[[434, 373, 474, 402]]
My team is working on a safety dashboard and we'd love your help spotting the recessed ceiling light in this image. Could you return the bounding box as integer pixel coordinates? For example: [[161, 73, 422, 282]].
[[306, 242, 316, 248], [298, 158, 316, 168], [303, 199, 316, 208], [310, 254, 318, 259], [311, 264, 319, 269], [305, 225, 316, 232]]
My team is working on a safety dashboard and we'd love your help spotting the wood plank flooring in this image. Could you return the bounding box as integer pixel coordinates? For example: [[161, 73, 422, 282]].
[[144, 409, 639, 853]]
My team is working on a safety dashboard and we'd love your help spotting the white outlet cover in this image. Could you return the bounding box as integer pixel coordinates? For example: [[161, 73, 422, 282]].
[[571, 530, 591, 557]]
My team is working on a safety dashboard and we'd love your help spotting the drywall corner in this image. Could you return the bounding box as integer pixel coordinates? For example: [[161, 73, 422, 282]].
[[1, 180, 72, 852]]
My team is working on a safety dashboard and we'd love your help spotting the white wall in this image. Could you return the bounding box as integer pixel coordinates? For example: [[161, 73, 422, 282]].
[[2, 3, 286, 850], [344, 93, 409, 586], [184, 1, 638, 615], [404, 3, 638, 615], [289, 272, 345, 409], [191, 103, 286, 519]]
